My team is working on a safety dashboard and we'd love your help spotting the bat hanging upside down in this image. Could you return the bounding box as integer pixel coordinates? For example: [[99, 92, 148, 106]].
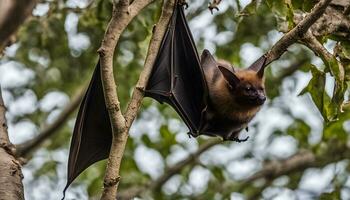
[[144, 5, 268, 142], [63, 3, 268, 195], [200, 50, 267, 142]]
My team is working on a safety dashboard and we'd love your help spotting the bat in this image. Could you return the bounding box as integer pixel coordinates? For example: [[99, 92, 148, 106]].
[[63, 3, 267, 196], [145, 4, 267, 141], [200, 50, 266, 141]]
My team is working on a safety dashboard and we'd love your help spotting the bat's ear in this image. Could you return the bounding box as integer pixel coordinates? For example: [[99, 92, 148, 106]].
[[218, 66, 240, 88], [248, 55, 267, 78]]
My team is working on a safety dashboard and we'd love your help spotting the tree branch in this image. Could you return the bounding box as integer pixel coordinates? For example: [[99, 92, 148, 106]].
[[0, 86, 24, 200], [0, 0, 37, 52], [265, 0, 332, 65], [97, 0, 163, 199], [241, 141, 350, 188], [15, 88, 84, 158], [301, 31, 334, 61], [124, 0, 176, 128]]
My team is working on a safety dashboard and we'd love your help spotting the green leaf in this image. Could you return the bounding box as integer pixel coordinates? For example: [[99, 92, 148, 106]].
[[299, 65, 336, 121], [320, 190, 341, 200]]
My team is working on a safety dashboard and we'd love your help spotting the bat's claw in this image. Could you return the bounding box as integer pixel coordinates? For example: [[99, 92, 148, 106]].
[[178, 0, 189, 9], [208, 4, 219, 14], [187, 132, 192, 138], [233, 136, 249, 143]]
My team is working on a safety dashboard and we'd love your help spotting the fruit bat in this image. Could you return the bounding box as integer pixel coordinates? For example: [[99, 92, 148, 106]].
[[200, 50, 267, 141], [63, 3, 267, 197], [144, 4, 267, 141]]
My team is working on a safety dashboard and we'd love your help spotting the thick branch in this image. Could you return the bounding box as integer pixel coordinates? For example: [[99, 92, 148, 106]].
[[0, 87, 24, 200], [0, 0, 37, 52], [265, 0, 332, 65], [15, 88, 84, 158], [98, 0, 159, 199]]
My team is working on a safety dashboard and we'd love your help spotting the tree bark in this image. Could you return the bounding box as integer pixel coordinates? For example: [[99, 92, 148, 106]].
[[0, 0, 36, 52], [0, 87, 24, 200]]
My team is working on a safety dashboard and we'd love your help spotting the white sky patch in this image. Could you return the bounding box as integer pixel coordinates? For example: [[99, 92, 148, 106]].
[[188, 166, 211, 194], [162, 175, 182, 195], [280, 72, 324, 144], [325, 73, 335, 97], [134, 145, 164, 179], [4, 43, 20, 57], [239, 43, 264, 67], [9, 90, 37, 116], [215, 31, 234, 46], [200, 142, 251, 166], [130, 106, 164, 141], [239, 0, 252, 8], [0, 61, 35, 88], [311, 55, 324, 67], [65, 13, 91, 56], [231, 192, 245, 200], [324, 39, 336, 53], [226, 158, 261, 180], [299, 164, 335, 193], [8, 120, 38, 144], [253, 107, 294, 159], [166, 145, 190, 166], [46, 109, 63, 124], [268, 136, 297, 159], [66, 0, 91, 8], [263, 187, 297, 200], [65, 13, 78, 34], [39, 91, 69, 112], [33, 3, 50, 16]]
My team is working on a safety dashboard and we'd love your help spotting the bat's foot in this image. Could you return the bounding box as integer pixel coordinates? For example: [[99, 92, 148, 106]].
[[187, 132, 192, 138], [178, 0, 189, 9], [232, 136, 249, 143], [208, 4, 219, 14], [208, 0, 222, 14]]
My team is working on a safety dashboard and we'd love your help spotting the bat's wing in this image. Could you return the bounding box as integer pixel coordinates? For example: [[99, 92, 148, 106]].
[[63, 62, 112, 197], [145, 5, 208, 136]]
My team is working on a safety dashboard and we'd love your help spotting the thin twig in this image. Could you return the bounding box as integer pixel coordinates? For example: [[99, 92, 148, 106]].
[[265, 0, 332, 65]]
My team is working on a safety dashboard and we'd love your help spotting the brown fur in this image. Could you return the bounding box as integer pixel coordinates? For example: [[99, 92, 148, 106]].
[[206, 67, 264, 124], [200, 50, 267, 141]]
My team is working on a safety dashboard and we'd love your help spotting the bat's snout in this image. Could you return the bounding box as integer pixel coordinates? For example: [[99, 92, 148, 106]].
[[256, 96, 266, 105]]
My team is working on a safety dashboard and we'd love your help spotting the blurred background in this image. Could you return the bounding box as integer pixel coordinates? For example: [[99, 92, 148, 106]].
[[1, 0, 350, 199]]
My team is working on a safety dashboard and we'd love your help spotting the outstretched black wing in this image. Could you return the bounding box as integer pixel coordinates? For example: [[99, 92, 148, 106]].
[[145, 5, 208, 136], [63, 62, 112, 197]]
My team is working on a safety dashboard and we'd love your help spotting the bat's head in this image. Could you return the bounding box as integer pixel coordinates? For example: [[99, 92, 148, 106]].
[[218, 56, 267, 106]]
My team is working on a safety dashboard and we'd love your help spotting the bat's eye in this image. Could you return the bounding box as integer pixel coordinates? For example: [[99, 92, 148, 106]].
[[245, 87, 251, 92]]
